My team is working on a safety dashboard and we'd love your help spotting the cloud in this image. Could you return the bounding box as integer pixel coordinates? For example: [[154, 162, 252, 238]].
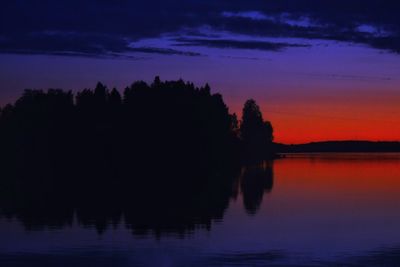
[[0, 31, 201, 58], [1, 0, 400, 56], [0, 32, 129, 55], [174, 38, 310, 51], [294, 72, 393, 82], [128, 47, 202, 56], [221, 11, 271, 21]]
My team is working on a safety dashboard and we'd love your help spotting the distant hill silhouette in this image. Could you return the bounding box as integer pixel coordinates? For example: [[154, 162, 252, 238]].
[[275, 141, 400, 153]]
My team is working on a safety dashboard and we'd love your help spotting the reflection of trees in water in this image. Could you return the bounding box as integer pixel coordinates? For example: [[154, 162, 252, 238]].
[[240, 161, 274, 215], [0, 161, 275, 237], [0, 164, 241, 239]]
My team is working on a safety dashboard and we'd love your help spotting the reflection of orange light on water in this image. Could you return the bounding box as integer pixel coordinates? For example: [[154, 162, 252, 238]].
[[274, 155, 400, 204], [228, 154, 400, 253]]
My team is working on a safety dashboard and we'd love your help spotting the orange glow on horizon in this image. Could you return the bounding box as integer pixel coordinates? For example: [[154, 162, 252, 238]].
[[228, 95, 400, 144], [270, 114, 400, 144]]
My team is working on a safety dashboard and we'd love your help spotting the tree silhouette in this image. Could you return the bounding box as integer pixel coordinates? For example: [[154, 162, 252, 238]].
[[240, 99, 274, 161], [109, 88, 122, 107]]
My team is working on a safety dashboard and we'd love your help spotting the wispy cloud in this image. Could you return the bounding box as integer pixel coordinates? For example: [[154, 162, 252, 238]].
[[128, 47, 202, 56], [174, 38, 310, 52], [221, 11, 271, 21]]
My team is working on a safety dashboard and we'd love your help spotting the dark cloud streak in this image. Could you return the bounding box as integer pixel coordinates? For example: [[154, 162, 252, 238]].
[[174, 38, 310, 51], [0, 32, 202, 57], [129, 47, 202, 56]]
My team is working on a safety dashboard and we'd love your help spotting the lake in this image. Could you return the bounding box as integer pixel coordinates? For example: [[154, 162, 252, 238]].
[[1, 153, 400, 266]]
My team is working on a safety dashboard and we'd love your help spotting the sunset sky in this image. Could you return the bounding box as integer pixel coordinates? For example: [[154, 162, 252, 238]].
[[1, 0, 400, 143]]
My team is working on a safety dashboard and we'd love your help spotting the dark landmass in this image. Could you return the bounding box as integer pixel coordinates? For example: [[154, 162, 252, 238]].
[[275, 141, 400, 153]]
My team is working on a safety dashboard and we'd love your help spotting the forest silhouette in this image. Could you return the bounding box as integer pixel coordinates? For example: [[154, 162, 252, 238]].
[[0, 77, 275, 175], [0, 77, 276, 237]]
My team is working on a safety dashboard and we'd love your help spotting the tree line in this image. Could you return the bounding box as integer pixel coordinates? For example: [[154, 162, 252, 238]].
[[0, 76, 274, 164]]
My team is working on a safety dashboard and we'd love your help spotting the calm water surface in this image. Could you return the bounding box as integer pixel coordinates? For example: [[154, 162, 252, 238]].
[[1, 153, 400, 266]]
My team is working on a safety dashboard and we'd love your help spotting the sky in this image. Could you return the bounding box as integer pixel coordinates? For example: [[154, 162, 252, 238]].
[[1, 0, 400, 144]]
